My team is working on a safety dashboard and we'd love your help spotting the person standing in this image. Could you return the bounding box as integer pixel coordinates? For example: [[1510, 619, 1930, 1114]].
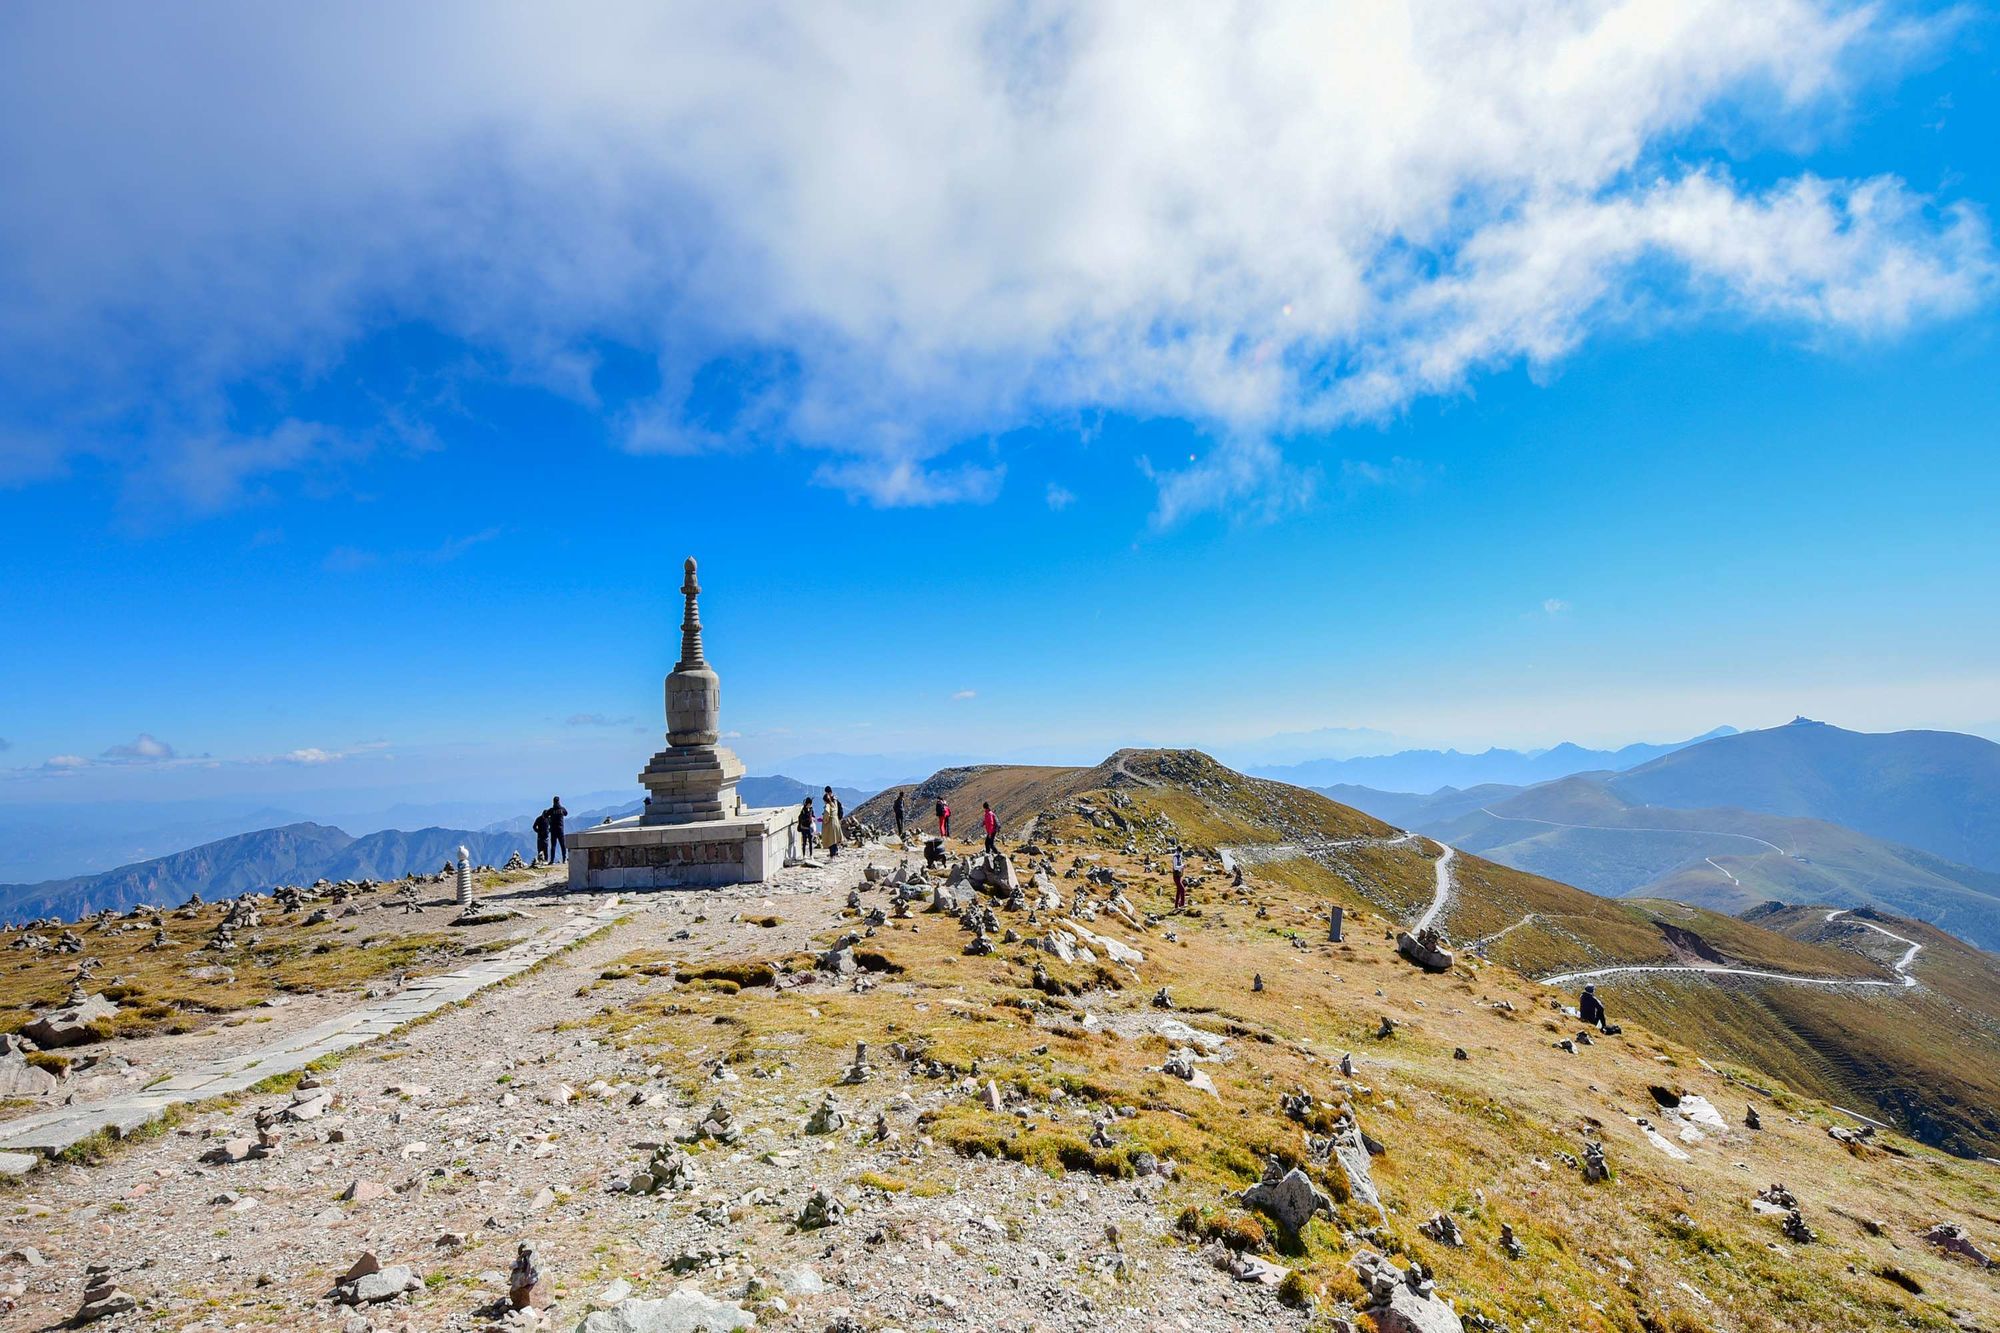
[[1172, 846, 1187, 911], [546, 797, 568, 863], [938, 798, 952, 839], [822, 786, 845, 856], [533, 810, 549, 865], [796, 796, 816, 858], [892, 790, 907, 843], [981, 800, 999, 854]]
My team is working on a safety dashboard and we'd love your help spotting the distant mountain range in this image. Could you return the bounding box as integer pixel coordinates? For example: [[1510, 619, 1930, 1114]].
[[1330, 720, 2000, 951], [1251, 726, 1737, 793], [0, 823, 529, 924], [0, 774, 876, 923]]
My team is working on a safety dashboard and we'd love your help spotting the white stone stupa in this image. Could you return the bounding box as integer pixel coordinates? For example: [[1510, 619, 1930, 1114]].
[[565, 559, 794, 889]]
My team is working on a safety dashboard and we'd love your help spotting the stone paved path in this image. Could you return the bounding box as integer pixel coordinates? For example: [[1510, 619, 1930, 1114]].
[[0, 895, 632, 1170]]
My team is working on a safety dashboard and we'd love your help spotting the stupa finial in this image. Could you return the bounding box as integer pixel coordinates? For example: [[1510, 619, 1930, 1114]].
[[678, 557, 704, 668]]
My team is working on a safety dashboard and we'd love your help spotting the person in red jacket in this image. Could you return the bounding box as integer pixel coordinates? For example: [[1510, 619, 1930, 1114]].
[[981, 801, 999, 854], [936, 797, 951, 839]]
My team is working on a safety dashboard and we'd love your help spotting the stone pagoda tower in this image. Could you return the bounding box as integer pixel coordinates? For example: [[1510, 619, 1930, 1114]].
[[565, 559, 793, 890], [639, 558, 746, 822]]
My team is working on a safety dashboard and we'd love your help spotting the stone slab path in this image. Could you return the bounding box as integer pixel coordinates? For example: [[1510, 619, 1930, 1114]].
[[0, 895, 632, 1167]]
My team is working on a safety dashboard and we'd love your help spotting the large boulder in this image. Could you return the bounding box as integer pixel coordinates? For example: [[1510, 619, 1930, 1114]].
[[22, 993, 117, 1048], [576, 1289, 755, 1332], [1241, 1158, 1332, 1235], [0, 1051, 58, 1097], [1397, 931, 1454, 973]]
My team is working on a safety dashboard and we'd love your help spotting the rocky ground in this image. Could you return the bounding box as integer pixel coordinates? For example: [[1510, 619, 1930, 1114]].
[[4, 803, 1997, 1333], [0, 844, 1296, 1333]]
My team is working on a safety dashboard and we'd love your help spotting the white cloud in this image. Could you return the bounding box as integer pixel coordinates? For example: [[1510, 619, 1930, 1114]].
[[42, 754, 88, 770], [1543, 598, 1572, 615], [950, 690, 978, 702], [1045, 482, 1076, 511], [0, 2, 1985, 522], [100, 733, 176, 763], [282, 747, 336, 765]]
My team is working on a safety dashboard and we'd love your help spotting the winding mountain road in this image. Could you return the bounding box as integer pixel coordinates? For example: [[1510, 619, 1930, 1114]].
[[1825, 908, 1923, 978], [1411, 840, 1456, 935], [1542, 911, 1922, 991]]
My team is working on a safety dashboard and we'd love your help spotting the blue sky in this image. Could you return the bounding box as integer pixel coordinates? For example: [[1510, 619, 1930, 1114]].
[[2, 2, 1998, 817]]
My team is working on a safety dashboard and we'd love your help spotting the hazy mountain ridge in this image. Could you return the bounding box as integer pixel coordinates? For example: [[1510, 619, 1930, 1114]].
[[0, 823, 531, 924], [1250, 726, 1736, 792]]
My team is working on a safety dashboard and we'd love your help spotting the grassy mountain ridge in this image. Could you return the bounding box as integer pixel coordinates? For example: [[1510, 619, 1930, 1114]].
[[1335, 752, 2000, 949], [871, 749, 2000, 1156], [1606, 719, 2000, 871]]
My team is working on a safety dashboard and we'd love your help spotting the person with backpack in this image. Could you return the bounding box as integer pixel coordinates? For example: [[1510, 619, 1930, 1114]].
[[1172, 846, 1187, 910], [981, 801, 999, 854], [936, 797, 950, 839], [892, 790, 907, 844], [796, 796, 816, 858], [545, 797, 568, 863], [532, 810, 549, 865]]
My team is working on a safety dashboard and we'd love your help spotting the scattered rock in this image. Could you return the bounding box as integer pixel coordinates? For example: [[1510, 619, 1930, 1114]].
[[1921, 1222, 1993, 1268], [510, 1241, 551, 1310], [797, 1187, 844, 1230], [72, 1264, 137, 1324], [1351, 1249, 1463, 1333], [1241, 1157, 1332, 1235], [577, 1289, 755, 1333]]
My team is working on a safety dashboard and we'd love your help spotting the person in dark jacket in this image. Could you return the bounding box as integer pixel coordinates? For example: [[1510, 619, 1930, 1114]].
[[546, 797, 568, 863], [796, 797, 816, 857], [892, 791, 907, 843], [1579, 984, 1607, 1031], [532, 811, 549, 865]]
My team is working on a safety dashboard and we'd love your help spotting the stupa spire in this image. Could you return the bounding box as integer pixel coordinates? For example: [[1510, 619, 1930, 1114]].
[[677, 556, 705, 669]]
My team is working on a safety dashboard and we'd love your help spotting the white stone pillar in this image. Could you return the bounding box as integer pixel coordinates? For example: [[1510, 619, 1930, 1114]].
[[456, 846, 473, 908]]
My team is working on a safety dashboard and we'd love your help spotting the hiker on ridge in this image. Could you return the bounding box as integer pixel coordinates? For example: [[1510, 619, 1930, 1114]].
[[981, 800, 999, 854], [533, 809, 550, 865], [892, 790, 907, 844], [1172, 846, 1187, 911]]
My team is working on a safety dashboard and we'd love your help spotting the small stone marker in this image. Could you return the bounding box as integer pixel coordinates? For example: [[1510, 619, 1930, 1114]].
[[1328, 905, 1344, 942], [455, 846, 473, 908]]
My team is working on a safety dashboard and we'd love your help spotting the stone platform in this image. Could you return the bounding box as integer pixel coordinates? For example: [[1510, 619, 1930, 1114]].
[[566, 805, 794, 891]]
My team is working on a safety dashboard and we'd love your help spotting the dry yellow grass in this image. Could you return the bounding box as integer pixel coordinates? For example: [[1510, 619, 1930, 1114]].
[[574, 824, 1999, 1331]]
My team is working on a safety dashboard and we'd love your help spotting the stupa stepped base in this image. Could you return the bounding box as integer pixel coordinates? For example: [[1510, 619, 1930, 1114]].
[[639, 744, 746, 824], [565, 806, 794, 890]]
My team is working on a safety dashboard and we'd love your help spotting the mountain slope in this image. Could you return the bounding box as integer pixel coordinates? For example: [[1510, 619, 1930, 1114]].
[[1421, 774, 2000, 950], [869, 748, 2000, 1156], [0, 822, 359, 921], [1606, 718, 2000, 870]]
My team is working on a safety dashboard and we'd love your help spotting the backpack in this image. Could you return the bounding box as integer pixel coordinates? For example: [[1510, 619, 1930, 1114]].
[[935, 800, 946, 818]]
